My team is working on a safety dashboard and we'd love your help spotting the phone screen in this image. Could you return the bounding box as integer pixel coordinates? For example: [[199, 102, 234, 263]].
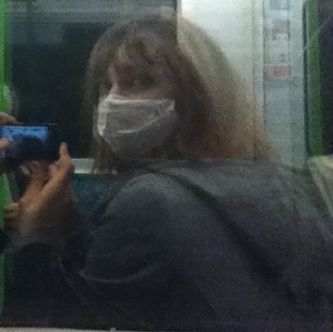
[[0, 124, 60, 162]]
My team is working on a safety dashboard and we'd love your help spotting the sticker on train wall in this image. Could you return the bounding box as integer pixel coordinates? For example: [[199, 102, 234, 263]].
[[265, 40, 290, 63], [266, 65, 292, 79], [268, 0, 290, 11]]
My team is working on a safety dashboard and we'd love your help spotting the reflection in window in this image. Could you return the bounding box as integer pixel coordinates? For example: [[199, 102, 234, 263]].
[[7, 0, 176, 157]]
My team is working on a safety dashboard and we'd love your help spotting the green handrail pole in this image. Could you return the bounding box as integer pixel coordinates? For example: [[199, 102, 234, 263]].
[[0, 0, 4, 107], [0, 0, 11, 316]]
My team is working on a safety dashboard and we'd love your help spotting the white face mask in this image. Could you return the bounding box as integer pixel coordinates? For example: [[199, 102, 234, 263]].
[[97, 94, 178, 158]]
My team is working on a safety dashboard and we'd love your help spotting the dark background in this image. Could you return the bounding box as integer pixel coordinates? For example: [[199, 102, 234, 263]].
[[9, 0, 177, 157]]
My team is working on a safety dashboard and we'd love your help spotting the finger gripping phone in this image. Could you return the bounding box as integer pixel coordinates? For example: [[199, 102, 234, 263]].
[[0, 124, 60, 163]]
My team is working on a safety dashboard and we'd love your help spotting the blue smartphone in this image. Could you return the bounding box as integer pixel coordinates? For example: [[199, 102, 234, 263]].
[[0, 124, 60, 163]]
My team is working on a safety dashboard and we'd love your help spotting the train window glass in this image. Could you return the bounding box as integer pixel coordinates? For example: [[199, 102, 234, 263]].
[[5, 0, 323, 167], [4, 1, 331, 166], [181, 0, 307, 166], [6, 0, 176, 158], [1, 0, 333, 330]]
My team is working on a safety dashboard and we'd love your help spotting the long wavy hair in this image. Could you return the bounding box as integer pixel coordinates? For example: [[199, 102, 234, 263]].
[[81, 15, 274, 172]]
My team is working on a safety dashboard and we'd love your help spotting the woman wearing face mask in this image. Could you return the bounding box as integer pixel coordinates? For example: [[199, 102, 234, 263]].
[[6, 16, 333, 331], [82, 16, 274, 172]]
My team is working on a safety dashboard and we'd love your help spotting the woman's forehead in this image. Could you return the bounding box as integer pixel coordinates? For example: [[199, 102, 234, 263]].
[[113, 33, 170, 64], [109, 43, 169, 80]]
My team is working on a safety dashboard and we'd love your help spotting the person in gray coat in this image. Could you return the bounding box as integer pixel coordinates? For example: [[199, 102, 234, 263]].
[[5, 16, 333, 331]]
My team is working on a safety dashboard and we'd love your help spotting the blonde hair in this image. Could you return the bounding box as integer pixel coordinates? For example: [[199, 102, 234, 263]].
[[81, 15, 274, 172]]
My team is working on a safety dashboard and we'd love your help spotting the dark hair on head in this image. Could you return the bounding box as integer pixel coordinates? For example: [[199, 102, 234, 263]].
[[81, 14, 274, 172]]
